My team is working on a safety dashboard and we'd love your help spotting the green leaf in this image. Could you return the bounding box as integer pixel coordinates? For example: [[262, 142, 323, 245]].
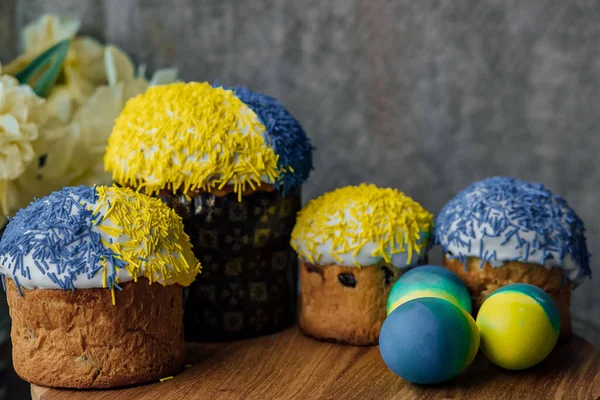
[[15, 39, 70, 97]]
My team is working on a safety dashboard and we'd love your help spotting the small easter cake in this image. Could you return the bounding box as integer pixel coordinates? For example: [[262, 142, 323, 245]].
[[0, 186, 201, 388], [291, 184, 433, 345], [435, 176, 591, 336], [104, 82, 313, 341]]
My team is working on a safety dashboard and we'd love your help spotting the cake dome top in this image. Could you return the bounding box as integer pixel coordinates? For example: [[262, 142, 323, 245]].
[[434, 176, 590, 282], [104, 82, 312, 199], [215, 85, 313, 196], [291, 184, 433, 268], [0, 185, 201, 303]]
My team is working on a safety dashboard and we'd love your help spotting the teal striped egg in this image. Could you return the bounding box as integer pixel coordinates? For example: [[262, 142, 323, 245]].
[[387, 265, 472, 315]]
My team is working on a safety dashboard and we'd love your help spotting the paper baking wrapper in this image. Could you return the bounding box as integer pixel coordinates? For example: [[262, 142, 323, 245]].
[[158, 188, 301, 341]]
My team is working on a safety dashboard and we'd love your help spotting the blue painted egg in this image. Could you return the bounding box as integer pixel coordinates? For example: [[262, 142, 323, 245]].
[[379, 297, 479, 384], [387, 265, 472, 315], [477, 283, 560, 370]]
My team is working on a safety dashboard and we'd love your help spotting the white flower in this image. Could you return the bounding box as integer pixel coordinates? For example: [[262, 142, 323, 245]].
[[0, 65, 45, 182], [0, 63, 51, 216]]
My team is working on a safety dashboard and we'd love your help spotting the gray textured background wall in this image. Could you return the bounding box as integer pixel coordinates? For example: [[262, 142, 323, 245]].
[[1, 0, 599, 359]]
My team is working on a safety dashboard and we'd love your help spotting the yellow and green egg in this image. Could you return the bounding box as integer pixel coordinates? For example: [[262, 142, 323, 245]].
[[476, 283, 560, 370]]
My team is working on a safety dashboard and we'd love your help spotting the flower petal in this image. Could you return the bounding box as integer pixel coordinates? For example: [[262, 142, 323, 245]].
[[63, 37, 107, 103], [23, 14, 80, 55], [122, 79, 148, 101], [0, 142, 35, 180], [0, 114, 20, 137], [149, 68, 179, 86], [104, 45, 135, 86], [45, 86, 76, 125], [2, 53, 36, 77]]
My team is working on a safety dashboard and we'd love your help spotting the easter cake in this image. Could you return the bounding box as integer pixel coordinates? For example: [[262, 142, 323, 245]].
[[0, 185, 201, 388], [291, 184, 433, 345], [104, 82, 313, 341], [435, 176, 590, 337]]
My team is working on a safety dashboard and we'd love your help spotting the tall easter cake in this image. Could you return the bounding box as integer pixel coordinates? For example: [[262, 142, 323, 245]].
[[0, 185, 201, 388], [291, 184, 433, 345], [104, 82, 312, 340], [435, 177, 591, 337]]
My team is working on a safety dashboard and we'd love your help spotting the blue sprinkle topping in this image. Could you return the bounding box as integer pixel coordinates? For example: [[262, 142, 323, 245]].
[[95, 215, 104, 226], [14, 277, 23, 296], [434, 177, 591, 281], [215, 84, 314, 195], [0, 186, 123, 293]]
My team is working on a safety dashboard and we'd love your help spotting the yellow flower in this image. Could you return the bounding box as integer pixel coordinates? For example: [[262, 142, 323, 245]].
[[40, 46, 178, 187], [3, 15, 79, 76], [0, 16, 178, 218], [42, 85, 124, 187], [5, 14, 106, 116], [22, 15, 80, 55], [62, 37, 106, 104]]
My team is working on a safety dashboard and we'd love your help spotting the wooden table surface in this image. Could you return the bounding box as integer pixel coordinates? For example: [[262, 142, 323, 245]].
[[31, 327, 600, 400]]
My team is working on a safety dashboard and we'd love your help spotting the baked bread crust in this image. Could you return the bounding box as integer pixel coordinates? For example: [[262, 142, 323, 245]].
[[7, 278, 184, 388], [443, 255, 571, 337], [299, 260, 402, 346]]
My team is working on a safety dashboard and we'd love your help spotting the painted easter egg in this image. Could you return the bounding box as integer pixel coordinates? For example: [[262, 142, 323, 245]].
[[379, 297, 479, 384], [476, 283, 560, 370], [387, 265, 472, 315]]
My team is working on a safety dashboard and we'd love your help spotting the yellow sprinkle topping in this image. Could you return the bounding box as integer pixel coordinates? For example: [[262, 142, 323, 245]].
[[104, 82, 280, 197], [96, 186, 201, 289], [159, 376, 174, 382], [291, 184, 433, 266]]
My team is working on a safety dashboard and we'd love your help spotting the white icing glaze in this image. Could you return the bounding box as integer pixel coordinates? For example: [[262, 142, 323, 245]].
[[0, 194, 179, 289], [307, 238, 424, 268], [292, 207, 427, 268]]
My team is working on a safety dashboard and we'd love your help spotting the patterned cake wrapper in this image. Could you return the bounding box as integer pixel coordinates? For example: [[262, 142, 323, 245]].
[[157, 188, 301, 341]]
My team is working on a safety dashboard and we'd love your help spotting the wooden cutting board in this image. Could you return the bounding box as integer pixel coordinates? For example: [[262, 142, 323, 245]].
[[31, 327, 600, 400]]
